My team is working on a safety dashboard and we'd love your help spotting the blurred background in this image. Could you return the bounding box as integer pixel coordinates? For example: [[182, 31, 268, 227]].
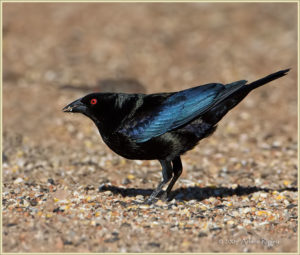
[[2, 2, 297, 253]]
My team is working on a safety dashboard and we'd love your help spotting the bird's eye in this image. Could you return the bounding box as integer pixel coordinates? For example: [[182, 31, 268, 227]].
[[90, 98, 97, 105]]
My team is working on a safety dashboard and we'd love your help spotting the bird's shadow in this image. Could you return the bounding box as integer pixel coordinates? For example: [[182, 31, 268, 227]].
[[98, 184, 297, 202]]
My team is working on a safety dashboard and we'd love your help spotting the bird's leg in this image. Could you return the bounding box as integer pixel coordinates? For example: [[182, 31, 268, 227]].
[[161, 156, 183, 201], [146, 160, 173, 204]]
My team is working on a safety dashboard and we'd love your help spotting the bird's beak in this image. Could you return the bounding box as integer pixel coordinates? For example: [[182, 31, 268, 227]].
[[62, 98, 87, 113]]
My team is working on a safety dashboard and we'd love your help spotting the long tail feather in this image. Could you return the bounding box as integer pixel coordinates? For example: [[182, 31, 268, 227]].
[[247, 68, 290, 91]]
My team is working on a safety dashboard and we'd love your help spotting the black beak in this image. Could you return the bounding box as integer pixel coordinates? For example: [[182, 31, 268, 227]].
[[62, 98, 87, 113]]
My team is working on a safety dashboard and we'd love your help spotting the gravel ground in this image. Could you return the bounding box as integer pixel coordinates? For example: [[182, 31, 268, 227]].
[[2, 2, 298, 253]]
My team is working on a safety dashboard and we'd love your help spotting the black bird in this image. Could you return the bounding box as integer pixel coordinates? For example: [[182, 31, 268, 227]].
[[63, 69, 290, 203]]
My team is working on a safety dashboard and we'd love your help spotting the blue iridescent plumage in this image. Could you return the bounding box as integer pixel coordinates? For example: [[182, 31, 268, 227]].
[[123, 81, 246, 142]]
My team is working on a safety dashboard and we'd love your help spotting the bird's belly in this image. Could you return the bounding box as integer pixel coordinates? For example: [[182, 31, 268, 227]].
[[102, 133, 178, 160]]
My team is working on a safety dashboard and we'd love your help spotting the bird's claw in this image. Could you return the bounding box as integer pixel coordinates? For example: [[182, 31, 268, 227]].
[[145, 191, 171, 204], [145, 197, 157, 205], [160, 191, 170, 202]]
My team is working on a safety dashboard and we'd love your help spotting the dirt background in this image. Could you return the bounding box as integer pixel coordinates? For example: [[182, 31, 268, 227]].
[[2, 2, 298, 253]]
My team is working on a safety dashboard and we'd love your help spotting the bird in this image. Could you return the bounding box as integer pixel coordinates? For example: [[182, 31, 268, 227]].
[[63, 69, 290, 203]]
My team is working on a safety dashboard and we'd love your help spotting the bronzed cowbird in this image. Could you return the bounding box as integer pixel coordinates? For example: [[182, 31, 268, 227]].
[[63, 69, 290, 203]]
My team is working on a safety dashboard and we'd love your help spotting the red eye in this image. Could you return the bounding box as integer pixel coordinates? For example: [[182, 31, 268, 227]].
[[90, 98, 97, 105]]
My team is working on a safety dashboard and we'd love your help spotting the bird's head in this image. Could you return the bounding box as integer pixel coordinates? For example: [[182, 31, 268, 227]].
[[62, 93, 103, 121]]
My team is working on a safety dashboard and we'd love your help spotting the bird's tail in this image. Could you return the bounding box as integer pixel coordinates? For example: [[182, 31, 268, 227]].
[[246, 68, 290, 91], [202, 69, 290, 126]]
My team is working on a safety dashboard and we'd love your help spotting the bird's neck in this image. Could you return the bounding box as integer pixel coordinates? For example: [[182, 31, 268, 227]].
[[91, 93, 143, 139]]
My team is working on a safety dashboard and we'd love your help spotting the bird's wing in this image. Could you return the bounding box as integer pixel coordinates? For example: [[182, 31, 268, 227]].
[[118, 81, 246, 143]]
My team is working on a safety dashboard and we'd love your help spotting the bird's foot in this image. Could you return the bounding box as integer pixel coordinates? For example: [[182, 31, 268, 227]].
[[161, 191, 173, 202], [145, 191, 171, 204], [145, 196, 158, 205], [160, 191, 169, 202], [145, 191, 166, 204]]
